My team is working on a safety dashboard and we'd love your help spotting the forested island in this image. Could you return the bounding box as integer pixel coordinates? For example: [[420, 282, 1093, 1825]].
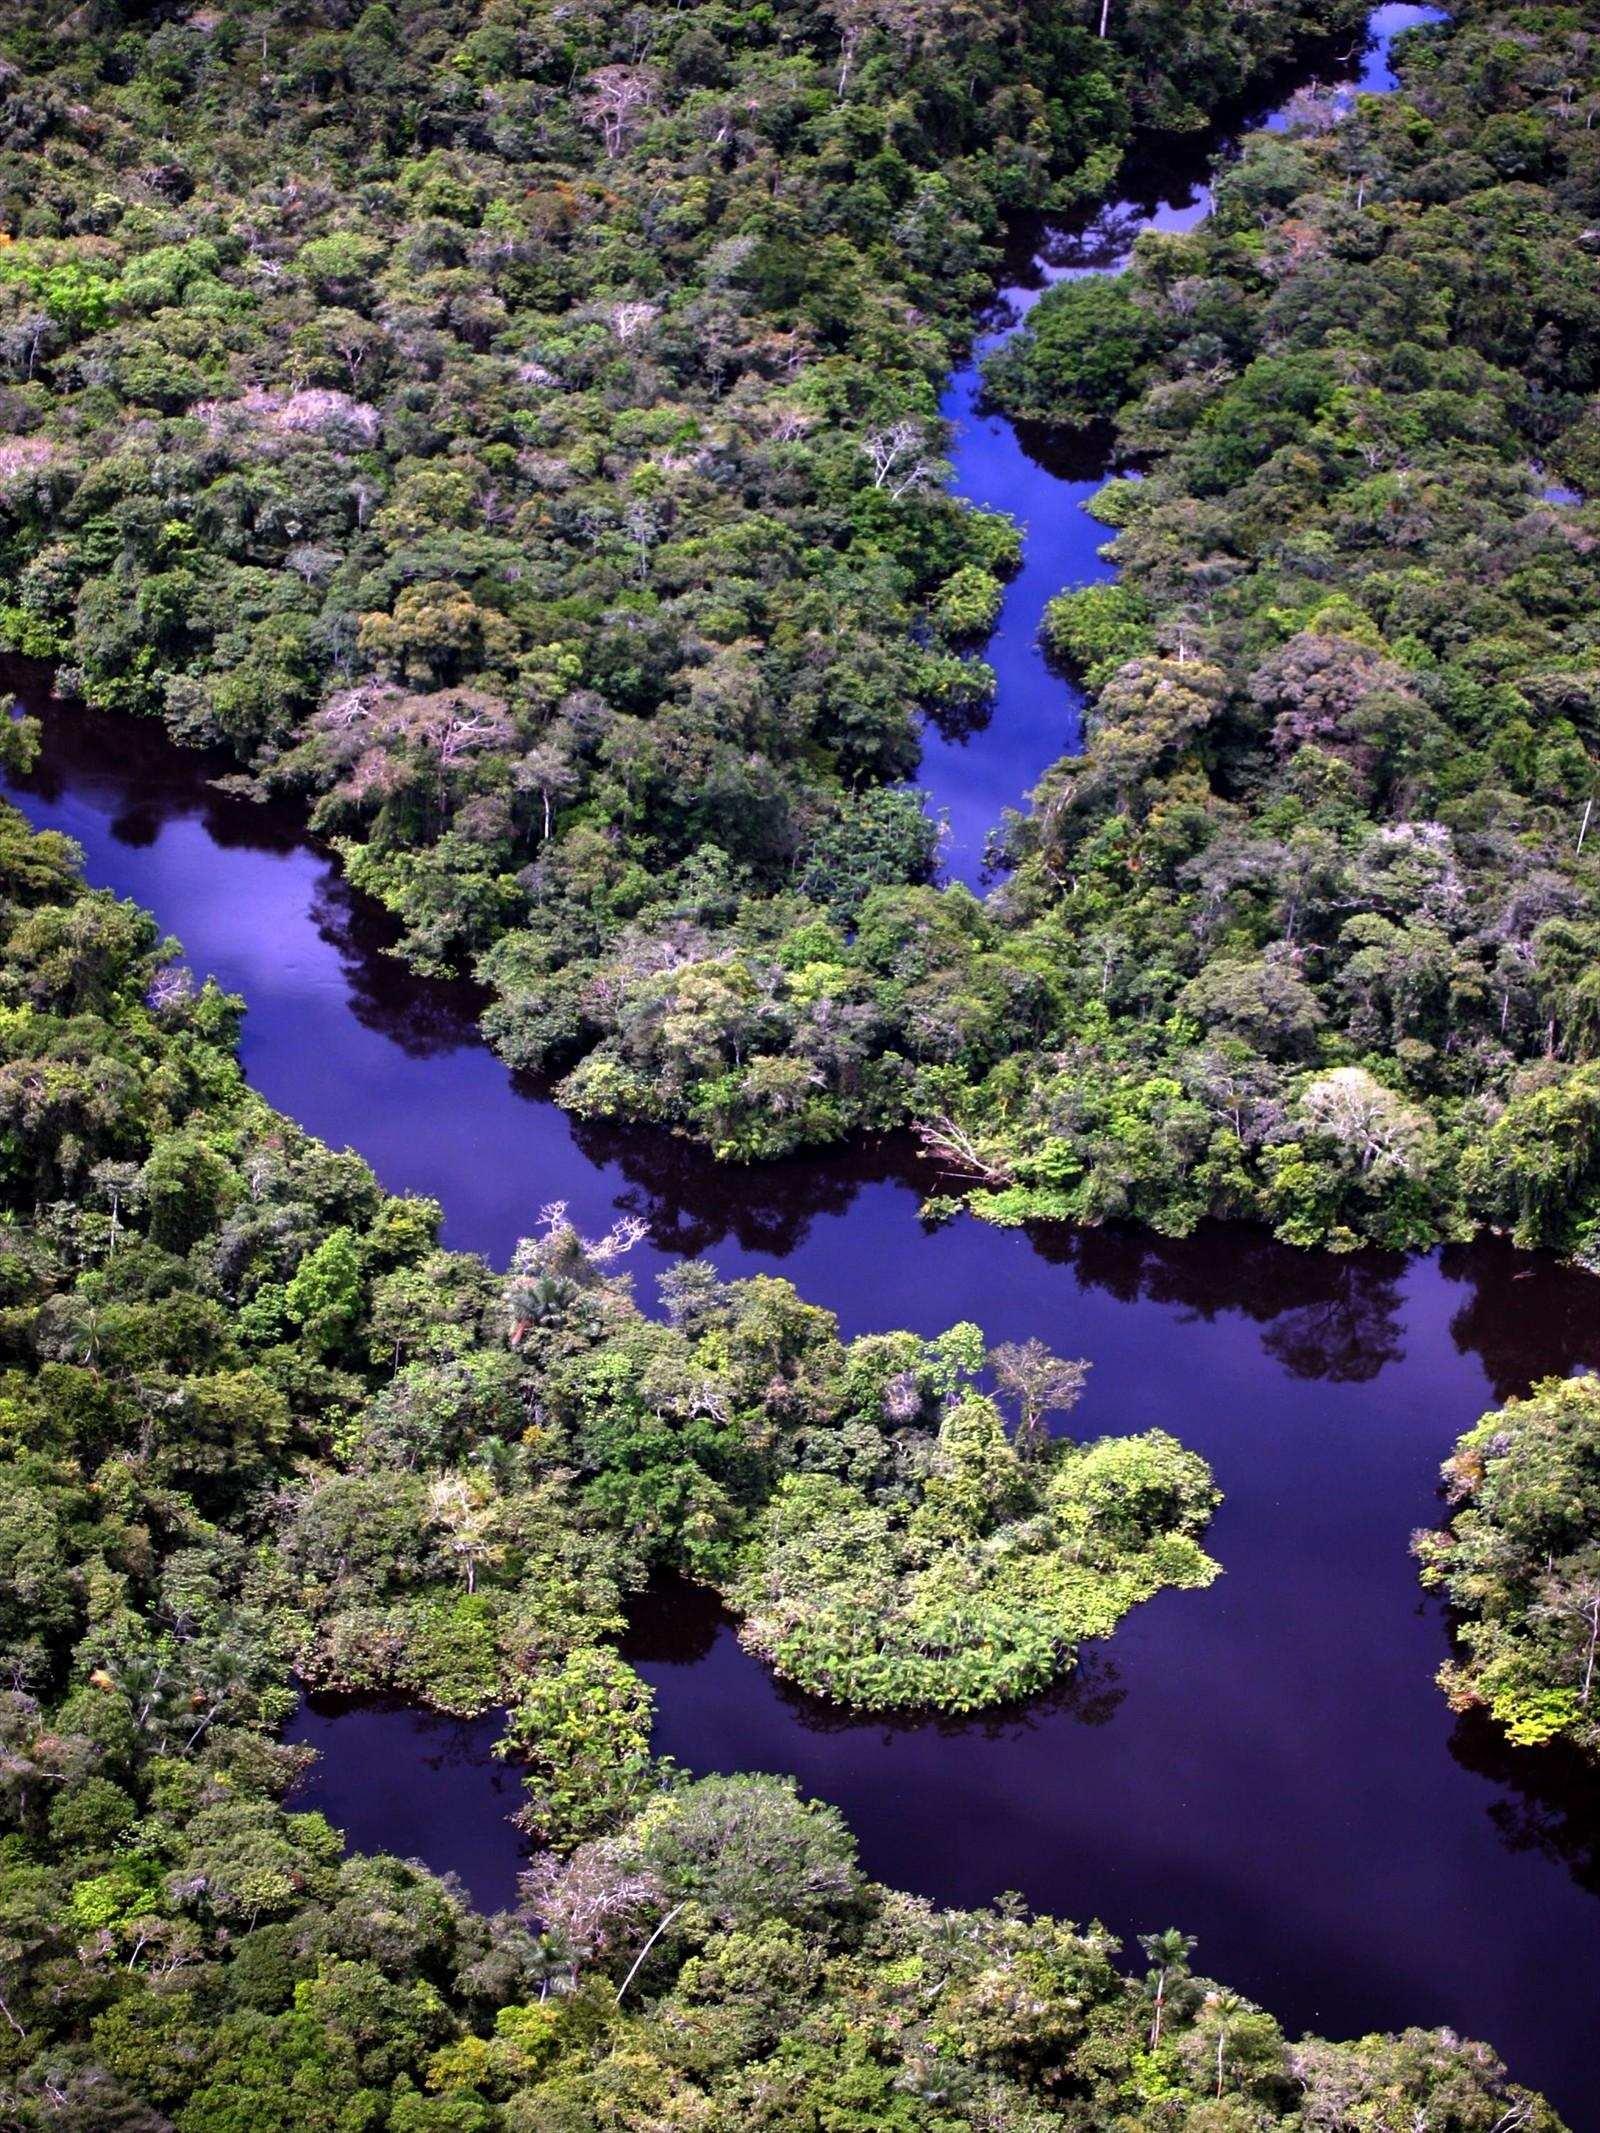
[[1, 0, 1599, 2124], [0, 795, 1539, 2131]]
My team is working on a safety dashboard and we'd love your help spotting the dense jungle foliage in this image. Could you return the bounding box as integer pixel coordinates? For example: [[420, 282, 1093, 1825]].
[[8, 2, 1600, 1259], [0, 784, 1220, 1800], [0, 0, 1389, 1182], [0, 6, 1589, 2119], [0, 801, 1560, 2131], [1417, 1374, 1600, 1760], [963, 2, 1600, 1256], [3, 1759, 1571, 2133]]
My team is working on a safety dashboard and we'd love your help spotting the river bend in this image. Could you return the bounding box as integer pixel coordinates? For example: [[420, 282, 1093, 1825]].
[[10, 9, 1600, 2123]]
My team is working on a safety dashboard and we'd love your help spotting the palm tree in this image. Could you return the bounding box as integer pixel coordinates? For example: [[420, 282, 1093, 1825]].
[[88, 1654, 191, 1750], [89, 1159, 143, 1253], [507, 1272, 578, 1347], [470, 1435, 535, 1495], [527, 1930, 576, 2004], [180, 1634, 265, 1752], [1138, 1927, 1197, 2052], [1204, 1988, 1251, 2096]]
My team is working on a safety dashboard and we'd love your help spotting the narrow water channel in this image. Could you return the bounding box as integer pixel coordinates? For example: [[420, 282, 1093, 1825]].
[[10, 9, 1600, 2123], [921, 1, 1450, 884]]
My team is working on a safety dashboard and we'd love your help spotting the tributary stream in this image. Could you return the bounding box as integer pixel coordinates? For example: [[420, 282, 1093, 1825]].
[[12, 9, 1600, 2122]]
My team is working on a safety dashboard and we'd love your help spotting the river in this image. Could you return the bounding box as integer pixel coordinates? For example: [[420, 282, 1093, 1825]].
[[920, 2, 1448, 883], [11, 8, 1600, 2123]]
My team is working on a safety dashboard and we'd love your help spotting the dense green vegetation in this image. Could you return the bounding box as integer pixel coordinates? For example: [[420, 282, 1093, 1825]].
[[959, 2, 1600, 1255], [3, 1752, 1569, 2133], [40, 0, 1584, 1266], [0, 798, 1559, 2130], [1417, 1375, 1600, 1757], [0, 0, 1377, 1172], [0, 5, 1591, 2114], [0, 786, 1221, 1831], [10, 2, 1600, 1259]]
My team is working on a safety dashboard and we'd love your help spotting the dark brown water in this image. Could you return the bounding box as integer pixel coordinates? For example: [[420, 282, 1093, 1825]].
[[14, 11, 1600, 2120]]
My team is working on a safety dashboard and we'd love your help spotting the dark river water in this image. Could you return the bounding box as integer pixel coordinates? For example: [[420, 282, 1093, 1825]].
[[14, 9, 1600, 2123], [922, 2, 1448, 883]]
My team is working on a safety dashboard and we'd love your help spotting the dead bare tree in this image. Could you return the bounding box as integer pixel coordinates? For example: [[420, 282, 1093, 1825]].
[[913, 1113, 1013, 1185], [577, 65, 657, 158], [860, 419, 938, 500]]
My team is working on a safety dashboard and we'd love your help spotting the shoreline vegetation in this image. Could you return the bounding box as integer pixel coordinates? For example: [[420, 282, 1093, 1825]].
[[0, 791, 1557, 2130], [1419, 1376, 1600, 1761], [0, 793, 1232, 2127], [0, 0, 1590, 2123], [0, 794, 1218, 1735], [5, 1, 1599, 1262]]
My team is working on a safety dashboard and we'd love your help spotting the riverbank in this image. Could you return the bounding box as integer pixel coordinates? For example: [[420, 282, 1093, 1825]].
[[5, 2, 1600, 2122], [10, 669, 1600, 2126]]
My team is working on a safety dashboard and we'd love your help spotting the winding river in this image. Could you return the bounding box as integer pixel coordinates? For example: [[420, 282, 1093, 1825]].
[[921, 1, 1444, 882], [10, 10, 1600, 2121]]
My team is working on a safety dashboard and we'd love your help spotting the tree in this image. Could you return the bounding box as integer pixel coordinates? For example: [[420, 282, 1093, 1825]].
[[1208, 1988, 1251, 2096], [497, 1648, 657, 1847], [0, 697, 41, 774], [1179, 1987, 1281, 2099], [1182, 1046, 1287, 1148], [577, 66, 657, 157], [630, 1773, 861, 1936], [1533, 1567, 1600, 1711], [1296, 1068, 1432, 1180], [517, 1839, 662, 1982], [514, 742, 578, 845], [859, 420, 940, 500], [1139, 1927, 1196, 2050], [1251, 632, 1412, 776], [85, 1653, 192, 1753], [1048, 657, 1226, 834], [427, 1475, 504, 1596], [1179, 955, 1325, 1061], [989, 1340, 1090, 1456], [1419, 1379, 1600, 1754], [285, 1228, 365, 1355], [982, 275, 1164, 424]]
